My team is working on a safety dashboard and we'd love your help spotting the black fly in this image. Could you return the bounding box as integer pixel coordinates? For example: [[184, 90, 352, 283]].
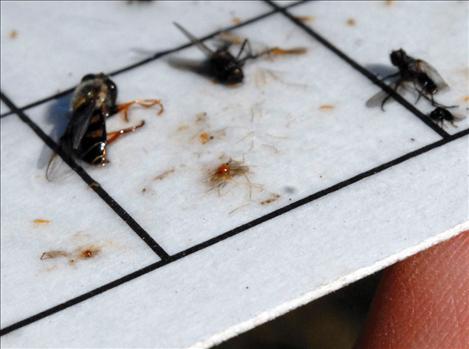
[[171, 22, 250, 84], [46, 73, 163, 180], [367, 49, 456, 110], [170, 23, 306, 85], [428, 107, 465, 128]]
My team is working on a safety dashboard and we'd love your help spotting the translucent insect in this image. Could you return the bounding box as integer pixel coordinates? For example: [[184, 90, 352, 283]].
[[171, 23, 307, 85], [209, 159, 250, 188], [428, 107, 465, 128], [46, 73, 163, 180], [367, 49, 455, 110]]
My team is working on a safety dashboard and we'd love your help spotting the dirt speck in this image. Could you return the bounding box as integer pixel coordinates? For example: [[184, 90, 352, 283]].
[[231, 17, 241, 25], [267, 47, 308, 56], [319, 104, 335, 111], [199, 131, 214, 144], [294, 15, 315, 23], [8, 30, 18, 39], [33, 218, 51, 225], [385, 0, 395, 6], [153, 168, 175, 181], [41, 244, 102, 265], [260, 193, 280, 206], [41, 250, 69, 260], [346, 18, 356, 26], [195, 112, 208, 123], [78, 245, 101, 259], [89, 181, 101, 189], [217, 32, 244, 45], [463, 96, 469, 102], [177, 124, 190, 132]]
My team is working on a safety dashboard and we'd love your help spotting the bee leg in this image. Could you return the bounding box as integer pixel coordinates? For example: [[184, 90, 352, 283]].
[[116, 99, 164, 122], [106, 120, 145, 144]]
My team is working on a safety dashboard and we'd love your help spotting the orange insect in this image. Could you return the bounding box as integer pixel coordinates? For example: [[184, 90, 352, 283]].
[[209, 159, 251, 196]]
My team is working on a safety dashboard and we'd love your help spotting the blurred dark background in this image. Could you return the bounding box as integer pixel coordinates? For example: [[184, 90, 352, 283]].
[[215, 272, 382, 349]]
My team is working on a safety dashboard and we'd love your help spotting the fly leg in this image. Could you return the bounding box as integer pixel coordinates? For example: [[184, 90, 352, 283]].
[[414, 90, 458, 109], [116, 99, 164, 122], [381, 79, 403, 111], [380, 72, 400, 81], [238, 39, 258, 63], [107, 120, 145, 144]]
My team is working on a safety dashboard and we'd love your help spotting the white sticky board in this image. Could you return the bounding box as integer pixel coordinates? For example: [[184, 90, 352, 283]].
[[1, 1, 468, 348], [1, 136, 468, 348]]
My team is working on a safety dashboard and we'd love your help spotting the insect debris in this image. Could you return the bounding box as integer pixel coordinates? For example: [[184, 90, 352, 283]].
[[46, 73, 163, 180], [171, 23, 306, 85], [209, 159, 250, 188], [427, 107, 465, 128], [367, 49, 457, 111]]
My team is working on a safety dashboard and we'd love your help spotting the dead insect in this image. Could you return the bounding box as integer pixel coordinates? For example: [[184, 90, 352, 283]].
[[428, 107, 465, 128], [171, 23, 306, 85], [172, 22, 250, 84], [367, 49, 456, 110], [46, 73, 163, 180], [209, 159, 250, 190]]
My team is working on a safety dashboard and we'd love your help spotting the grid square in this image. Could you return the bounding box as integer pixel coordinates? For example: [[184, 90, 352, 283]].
[[288, 1, 469, 133], [0, 115, 159, 327], [25, 11, 442, 255]]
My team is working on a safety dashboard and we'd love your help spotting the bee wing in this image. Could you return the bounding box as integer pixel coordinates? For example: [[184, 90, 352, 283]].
[[45, 151, 74, 182], [174, 22, 213, 57], [69, 101, 96, 150], [416, 60, 449, 90]]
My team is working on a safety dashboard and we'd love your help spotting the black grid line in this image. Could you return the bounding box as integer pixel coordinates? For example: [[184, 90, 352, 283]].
[[264, 0, 451, 139], [0, 0, 306, 119], [1, 123, 468, 336], [2, 0, 467, 339], [1, 92, 170, 260]]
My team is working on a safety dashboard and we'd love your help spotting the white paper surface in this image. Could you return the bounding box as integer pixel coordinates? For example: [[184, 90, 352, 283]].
[[1, 1, 468, 348]]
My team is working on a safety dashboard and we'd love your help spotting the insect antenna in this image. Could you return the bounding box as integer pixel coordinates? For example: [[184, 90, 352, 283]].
[[174, 22, 213, 57]]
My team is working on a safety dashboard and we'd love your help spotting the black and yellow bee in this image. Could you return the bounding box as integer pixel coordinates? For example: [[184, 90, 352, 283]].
[[47, 73, 162, 179]]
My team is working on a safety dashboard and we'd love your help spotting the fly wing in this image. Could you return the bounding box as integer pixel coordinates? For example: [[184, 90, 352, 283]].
[[366, 89, 393, 108], [167, 57, 211, 78], [366, 80, 415, 108], [69, 100, 96, 150], [416, 60, 449, 90], [174, 22, 213, 57]]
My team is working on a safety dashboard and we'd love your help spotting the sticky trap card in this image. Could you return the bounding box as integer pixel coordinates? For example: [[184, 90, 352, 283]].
[[1, 1, 468, 348]]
